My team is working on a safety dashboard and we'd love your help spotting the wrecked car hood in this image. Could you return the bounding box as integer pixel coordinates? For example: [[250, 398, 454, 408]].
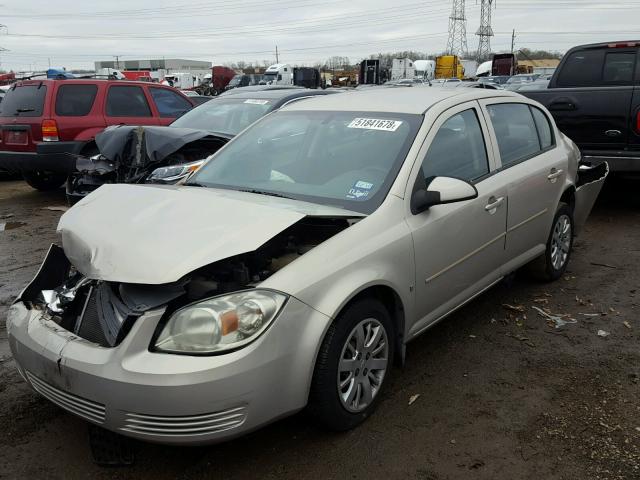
[[96, 125, 233, 166], [58, 184, 363, 284]]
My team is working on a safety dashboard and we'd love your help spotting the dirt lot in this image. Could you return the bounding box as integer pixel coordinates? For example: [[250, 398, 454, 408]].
[[0, 178, 638, 480]]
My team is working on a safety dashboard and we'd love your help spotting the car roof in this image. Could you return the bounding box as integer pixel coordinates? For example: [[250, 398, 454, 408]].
[[282, 87, 519, 114], [215, 88, 335, 101]]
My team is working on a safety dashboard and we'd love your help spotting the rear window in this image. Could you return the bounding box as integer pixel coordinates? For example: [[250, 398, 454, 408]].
[[0, 84, 47, 117], [55, 84, 98, 116]]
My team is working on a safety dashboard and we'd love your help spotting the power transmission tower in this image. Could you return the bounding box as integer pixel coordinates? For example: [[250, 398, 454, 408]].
[[476, 0, 495, 62], [446, 0, 468, 57]]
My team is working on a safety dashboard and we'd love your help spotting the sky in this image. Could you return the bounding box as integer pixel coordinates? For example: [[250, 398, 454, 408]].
[[0, 0, 639, 71]]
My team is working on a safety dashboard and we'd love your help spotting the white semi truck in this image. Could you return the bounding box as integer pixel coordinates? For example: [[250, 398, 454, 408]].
[[263, 64, 293, 85]]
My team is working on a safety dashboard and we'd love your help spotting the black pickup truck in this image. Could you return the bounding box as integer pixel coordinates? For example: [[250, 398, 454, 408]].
[[522, 41, 640, 171]]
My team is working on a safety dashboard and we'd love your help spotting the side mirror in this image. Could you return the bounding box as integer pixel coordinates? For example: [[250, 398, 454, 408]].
[[411, 176, 478, 214]]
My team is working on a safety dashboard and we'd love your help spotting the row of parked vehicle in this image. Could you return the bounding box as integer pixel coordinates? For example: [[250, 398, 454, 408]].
[[1, 39, 624, 453]]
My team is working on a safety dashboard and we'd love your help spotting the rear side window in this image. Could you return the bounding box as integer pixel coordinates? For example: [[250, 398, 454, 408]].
[[149, 87, 192, 118], [557, 48, 636, 87], [421, 109, 489, 182], [487, 104, 540, 167], [531, 107, 554, 149], [55, 84, 97, 116], [106, 85, 151, 117], [602, 52, 635, 84], [0, 84, 47, 117]]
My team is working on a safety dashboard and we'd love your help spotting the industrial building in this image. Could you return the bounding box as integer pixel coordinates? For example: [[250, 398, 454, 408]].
[[93, 58, 212, 76]]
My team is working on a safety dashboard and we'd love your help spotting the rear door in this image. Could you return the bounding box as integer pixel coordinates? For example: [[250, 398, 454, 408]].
[[479, 99, 566, 271], [0, 83, 49, 152], [550, 45, 636, 150], [147, 86, 193, 125], [103, 84, 159, 127], [627, 48, 640, 152]]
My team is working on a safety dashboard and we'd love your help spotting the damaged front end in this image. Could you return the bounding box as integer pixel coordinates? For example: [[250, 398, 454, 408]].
[[19, 216, 355, 348], [66, 126, 231, 203]]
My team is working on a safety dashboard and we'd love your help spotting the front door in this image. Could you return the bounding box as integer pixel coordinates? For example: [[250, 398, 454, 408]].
[[406, 103, 507, 337]]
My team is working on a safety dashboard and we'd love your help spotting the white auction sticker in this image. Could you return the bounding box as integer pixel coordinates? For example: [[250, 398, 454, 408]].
[[347, 118, 403, 132], [244, 99, 270, 105]]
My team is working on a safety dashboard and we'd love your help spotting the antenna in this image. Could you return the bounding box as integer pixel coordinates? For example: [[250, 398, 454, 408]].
[[446, 0, 469, 58], [476, 0, 495, 62]]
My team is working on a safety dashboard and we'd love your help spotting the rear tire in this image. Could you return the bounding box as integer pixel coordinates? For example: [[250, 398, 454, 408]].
[[22, 171, 66, 191], [308, 298, 394, 431], [529, 202, 574, 282]]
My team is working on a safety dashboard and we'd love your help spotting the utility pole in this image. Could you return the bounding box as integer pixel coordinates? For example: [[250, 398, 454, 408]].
[[476, 0, 495, 62], [114, 55, 120, 70], [275, 46, 279, 63], [446, 0, 469, 57], [511, 29, 516, 53]]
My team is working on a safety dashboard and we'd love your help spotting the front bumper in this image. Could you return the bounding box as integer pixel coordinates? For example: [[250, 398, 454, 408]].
[[7, 295, 332, 445], [0, 141, 85, 174]]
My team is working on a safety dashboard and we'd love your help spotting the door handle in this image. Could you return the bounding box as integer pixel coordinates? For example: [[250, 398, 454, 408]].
[[548, 98, 576, 111], [547, 168, 564, 183], [485, 196, 505, 213], [605, 129, 622, 137]]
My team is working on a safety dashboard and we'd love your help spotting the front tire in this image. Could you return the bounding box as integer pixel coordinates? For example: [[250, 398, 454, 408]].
[[309, 298, 394, 431], [22, 171, 66, 191]]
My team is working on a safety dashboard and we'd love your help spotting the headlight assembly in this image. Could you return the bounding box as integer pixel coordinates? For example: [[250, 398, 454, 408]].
[[153, 290, 287, 354], [147, 160, 205, 184]]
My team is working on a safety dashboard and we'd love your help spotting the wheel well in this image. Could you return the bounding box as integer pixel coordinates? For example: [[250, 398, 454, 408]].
[[560, 187, 576, 212], [342, 285, 406, 365], [80, 141, 98, 156]]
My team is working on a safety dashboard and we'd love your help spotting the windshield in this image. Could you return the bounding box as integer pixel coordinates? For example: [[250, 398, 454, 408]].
[[189, 110, 421, 214], [171, 98, 273, 135]]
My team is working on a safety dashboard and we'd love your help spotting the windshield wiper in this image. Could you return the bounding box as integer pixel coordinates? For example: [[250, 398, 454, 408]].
[[239, 188, 293, 199], [15, 108, 35, 113], [183, 182, 207, 188]]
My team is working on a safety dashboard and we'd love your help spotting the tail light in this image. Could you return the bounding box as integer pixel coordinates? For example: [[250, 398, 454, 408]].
[[41, 119, 59, 142], [636, 110, 640, 135]]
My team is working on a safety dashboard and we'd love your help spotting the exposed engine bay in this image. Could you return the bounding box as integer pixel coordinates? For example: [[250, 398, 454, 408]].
[[21, 217, 354, 348], [66, 126, 231, 202]]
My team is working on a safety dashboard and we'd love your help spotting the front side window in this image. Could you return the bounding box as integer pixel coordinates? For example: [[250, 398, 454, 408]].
[[487, 103, 542, 167], [149, 87, 192, 118], [106, 85, 151, 117], [189, 111, 421, 214], [55, 84, 97, 116], [421, 109, 489, 182]]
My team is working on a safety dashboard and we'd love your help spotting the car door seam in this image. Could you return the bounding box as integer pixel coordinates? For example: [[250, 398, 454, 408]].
[[507, 208, 548, 234], [425, 232, 506, 284]]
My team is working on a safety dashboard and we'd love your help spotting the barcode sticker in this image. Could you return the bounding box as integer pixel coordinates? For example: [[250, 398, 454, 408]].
[[347, 118, 403, 132]]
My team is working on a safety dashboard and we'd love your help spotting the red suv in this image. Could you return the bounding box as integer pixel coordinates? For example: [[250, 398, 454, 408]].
[[0, 79, 195, 190]]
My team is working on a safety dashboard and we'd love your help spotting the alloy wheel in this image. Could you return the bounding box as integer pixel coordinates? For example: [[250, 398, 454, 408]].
[[550, 214, 572, 271], [337, 318, 389, 413]]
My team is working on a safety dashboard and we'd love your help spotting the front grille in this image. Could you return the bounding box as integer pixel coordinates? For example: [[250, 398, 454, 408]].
[[75, 287, 109, 346], [26, 371, 106, 424], [121, 406, 247, 437]]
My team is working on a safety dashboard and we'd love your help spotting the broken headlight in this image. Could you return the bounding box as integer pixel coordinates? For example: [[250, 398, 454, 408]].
[[153, 290, 287, 354], [147, 160, 205, 184]]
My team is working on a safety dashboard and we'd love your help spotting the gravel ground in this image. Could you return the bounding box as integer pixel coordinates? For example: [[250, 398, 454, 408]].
[[0, 177, 638, 480]]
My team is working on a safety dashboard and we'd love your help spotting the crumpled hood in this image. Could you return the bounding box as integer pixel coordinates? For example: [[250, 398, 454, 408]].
[[58, 183, 362, 284]]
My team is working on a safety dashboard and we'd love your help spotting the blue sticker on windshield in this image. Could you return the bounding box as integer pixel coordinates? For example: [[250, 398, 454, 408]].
[[347, 180, 374, 200]]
